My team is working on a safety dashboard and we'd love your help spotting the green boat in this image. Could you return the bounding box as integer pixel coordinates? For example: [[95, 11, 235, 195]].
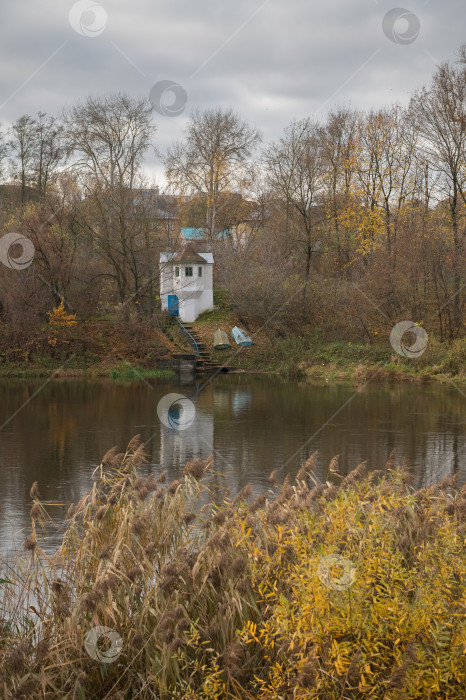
[[213, 329, 231, 349]]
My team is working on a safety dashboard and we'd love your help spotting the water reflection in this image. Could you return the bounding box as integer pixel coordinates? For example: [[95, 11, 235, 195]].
[[0, 376, 464, 554], [160, 410, 214, 468], [231, 390, 253, 416]]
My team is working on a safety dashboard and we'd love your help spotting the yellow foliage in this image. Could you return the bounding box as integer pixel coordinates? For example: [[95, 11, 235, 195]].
[[2, 444, 465, 699], [235, 472, 466, 698], [47, 300, 77, 328], [339, 203, 385, 255]]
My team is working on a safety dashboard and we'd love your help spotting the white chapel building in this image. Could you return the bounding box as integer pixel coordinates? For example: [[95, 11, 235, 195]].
[[160, 243, 214, 323]]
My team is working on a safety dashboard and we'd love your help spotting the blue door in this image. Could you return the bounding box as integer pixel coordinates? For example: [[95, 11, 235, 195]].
[[168, 294, 179, 316]]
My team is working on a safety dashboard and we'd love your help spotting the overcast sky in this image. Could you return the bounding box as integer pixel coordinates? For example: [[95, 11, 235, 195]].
[[1, 0, 465, 185]]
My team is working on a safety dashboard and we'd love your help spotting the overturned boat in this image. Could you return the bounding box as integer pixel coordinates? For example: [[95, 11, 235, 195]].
[[231, 326, 254, 347], [213, 329, 231, 349]]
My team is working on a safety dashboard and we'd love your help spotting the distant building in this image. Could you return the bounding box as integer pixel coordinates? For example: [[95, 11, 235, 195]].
[[132, 188, 181, 248], [160, 243, 214, 323]]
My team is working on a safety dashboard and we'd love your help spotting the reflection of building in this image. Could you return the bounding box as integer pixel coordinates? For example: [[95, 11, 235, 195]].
[[160, 243, 214, 322], [160, 409, 214, 471], [231, 390, 252, 416], [213, 389, 230, 411]]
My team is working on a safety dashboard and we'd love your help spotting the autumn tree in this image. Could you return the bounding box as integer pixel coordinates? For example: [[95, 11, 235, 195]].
[[355, 106, 418, 259], [317, 107, 358, 266]]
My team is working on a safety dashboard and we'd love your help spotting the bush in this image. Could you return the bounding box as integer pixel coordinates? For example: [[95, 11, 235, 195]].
[[1, 441, 464, 698]]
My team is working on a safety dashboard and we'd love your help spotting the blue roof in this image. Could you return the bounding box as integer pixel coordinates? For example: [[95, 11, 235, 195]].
[[182, 227, 231, 240], [182, 228, 205, 240]]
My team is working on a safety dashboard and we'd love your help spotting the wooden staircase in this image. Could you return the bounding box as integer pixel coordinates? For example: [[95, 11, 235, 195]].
[[182, 324, 228, 374]]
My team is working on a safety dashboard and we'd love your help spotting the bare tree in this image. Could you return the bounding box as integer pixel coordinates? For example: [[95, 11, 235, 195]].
[[411, 61, 466, 336], [8, 115, 36, 203], [165, 107, 261, 242], [265, 118, 325, 279], [33, 112, 64, 196], [65, 93, 157, 305], [0, 124, 8, 182]]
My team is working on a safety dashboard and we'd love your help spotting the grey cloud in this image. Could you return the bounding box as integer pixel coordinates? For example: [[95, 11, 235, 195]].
[[1, 0, 465, 182]]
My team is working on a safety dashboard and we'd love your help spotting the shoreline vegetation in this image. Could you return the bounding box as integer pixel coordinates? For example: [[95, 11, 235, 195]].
[[0, 351, 464, 384], [0, 346, 464, 383], [0, 305, 464, 384], [1, 438, 464, 698]]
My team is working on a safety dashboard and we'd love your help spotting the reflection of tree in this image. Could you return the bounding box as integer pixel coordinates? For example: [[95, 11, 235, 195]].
[[47, 400, 77, 467]]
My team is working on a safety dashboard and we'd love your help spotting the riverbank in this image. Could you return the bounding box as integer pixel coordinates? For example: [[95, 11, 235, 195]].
[[1, 340, 464, 384], [0, 306, 464, 384], [0, 317, 178, 380], [183, 303, 466, 384], [2, 440, 465, 698]]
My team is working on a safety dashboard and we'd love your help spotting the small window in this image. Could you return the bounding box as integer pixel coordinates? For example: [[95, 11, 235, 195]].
[[198, 266, 203, 277], [175, 266, 179, 277], [185, 267, 193, 277]]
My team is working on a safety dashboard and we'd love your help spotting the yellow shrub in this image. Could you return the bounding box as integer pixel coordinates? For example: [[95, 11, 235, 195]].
[[47, 300, 77, 328], [1, 445, 464, 698]]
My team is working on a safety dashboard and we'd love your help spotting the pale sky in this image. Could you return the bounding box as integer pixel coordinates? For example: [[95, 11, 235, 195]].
[[1, 0, 464, 185]]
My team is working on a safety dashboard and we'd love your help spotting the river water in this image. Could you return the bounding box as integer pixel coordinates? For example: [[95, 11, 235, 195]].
[[0, 375, 464, 555]]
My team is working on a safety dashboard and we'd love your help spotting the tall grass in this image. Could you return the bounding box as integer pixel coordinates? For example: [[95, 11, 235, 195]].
[[0, 440, 465, 698]]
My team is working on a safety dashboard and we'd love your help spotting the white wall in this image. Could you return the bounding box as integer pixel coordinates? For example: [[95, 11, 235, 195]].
[[160, 263, 172, 311], [180, 296, 197, 323], [159, 259, 214, 322]]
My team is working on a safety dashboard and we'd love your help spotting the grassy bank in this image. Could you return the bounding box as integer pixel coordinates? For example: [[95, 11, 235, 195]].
[[1, 439, 465, 698], [188, 297, 466, 384], [0, 363, 176, 381], [224, 335, 466, 384]]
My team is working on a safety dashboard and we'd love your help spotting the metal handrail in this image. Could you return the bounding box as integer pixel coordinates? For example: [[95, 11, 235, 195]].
[[176, 317, 199, 357]]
